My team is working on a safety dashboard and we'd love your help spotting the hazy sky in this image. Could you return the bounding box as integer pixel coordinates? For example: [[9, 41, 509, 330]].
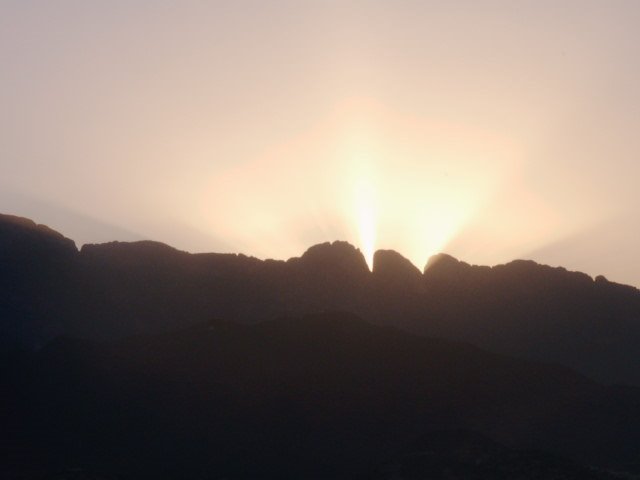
[[2, 1, 640, 284]]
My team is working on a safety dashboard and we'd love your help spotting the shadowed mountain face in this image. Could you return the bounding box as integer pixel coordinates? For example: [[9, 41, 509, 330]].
[[3, 313, 640, 479], [362, 430, 629, 480], [2, 213, 640, 386]]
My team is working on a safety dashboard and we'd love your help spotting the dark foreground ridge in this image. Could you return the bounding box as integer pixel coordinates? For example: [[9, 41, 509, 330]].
[[3, 312, 640, 478], [2, 212, 640, 385]]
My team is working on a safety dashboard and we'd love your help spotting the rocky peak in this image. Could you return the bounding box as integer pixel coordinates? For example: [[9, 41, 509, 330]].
[[297, 241, 370, 277], [0, 213, 77, 258], [372, 249, 422, 284]]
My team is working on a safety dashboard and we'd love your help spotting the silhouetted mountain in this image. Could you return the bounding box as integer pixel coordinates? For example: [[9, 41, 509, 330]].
[[298, 240, 370, 275], [372, 249, 422, 285], [3, 313, 640, 478], [2, 213, 640, 386], [0, 214, 77, 350], [419, 255, 640, 386], [0, 214, 75, 259]]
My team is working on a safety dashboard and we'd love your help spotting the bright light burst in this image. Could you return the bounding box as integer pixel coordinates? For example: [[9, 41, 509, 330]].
[[354, 177, 376, 270], [190, 99, 532, 269]]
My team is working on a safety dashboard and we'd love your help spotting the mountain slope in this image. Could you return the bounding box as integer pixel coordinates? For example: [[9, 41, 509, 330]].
[[3, 313, 640, 478]]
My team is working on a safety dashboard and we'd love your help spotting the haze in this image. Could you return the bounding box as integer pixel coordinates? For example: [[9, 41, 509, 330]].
[[2, 1, 640, 284]]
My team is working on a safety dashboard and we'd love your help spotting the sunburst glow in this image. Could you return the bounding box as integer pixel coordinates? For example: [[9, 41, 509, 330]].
[[354, 177, 377, 270], [187, 99, 540, 269]]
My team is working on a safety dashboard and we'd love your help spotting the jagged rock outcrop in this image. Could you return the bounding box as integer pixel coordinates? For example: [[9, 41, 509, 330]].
[[373, 249, 422, 284], [0, 213, 77, 261]]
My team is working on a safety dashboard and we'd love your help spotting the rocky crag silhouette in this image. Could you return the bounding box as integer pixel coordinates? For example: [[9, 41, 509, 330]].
[[2, 213, 639, 385]]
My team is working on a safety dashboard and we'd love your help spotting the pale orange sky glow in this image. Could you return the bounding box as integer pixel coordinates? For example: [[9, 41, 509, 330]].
[[1, 1, 639, 283], [189, 98, 525, 270]]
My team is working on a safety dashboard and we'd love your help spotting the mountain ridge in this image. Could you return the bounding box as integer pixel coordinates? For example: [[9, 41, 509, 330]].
[[2, 212, 625, 284], [1, 212, 640, 386]]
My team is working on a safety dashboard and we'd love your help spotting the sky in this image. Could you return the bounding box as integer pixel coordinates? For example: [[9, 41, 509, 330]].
[[2, 1, 640, 285]]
